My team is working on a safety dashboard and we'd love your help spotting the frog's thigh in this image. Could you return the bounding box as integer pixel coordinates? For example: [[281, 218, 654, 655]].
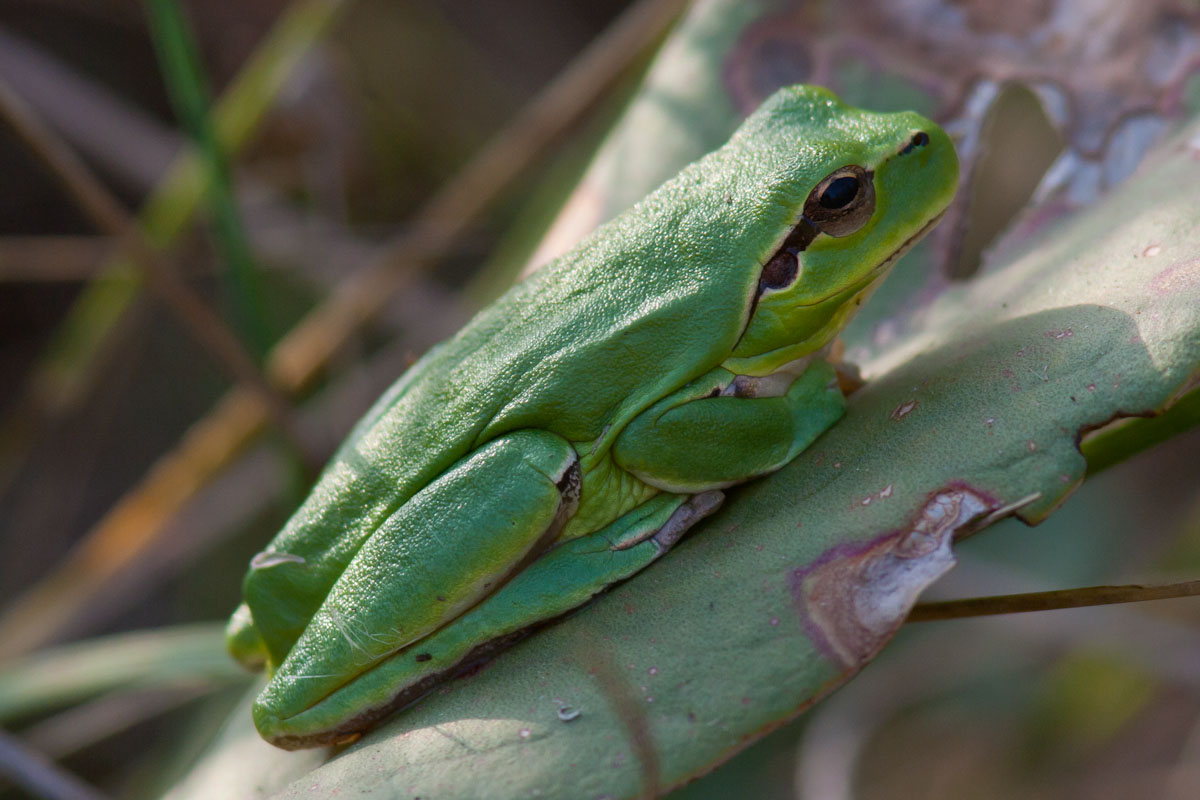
[[612, 360, 845, 492], [253, 494, 694, 746], [259, 430, 578, 721]]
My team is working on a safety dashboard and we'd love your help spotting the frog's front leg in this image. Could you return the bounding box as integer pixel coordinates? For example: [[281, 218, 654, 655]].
[[254, 429, 579, 742], [612, 359, 845, 494]]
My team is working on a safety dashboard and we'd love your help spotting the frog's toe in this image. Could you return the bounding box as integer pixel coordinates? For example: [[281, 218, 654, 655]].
[[224, 603, 268, 671], [651, 490, 724, 551]]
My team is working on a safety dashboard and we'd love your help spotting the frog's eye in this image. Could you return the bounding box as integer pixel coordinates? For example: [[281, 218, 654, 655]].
[[818, 176, 859, 209], [803, 165, 875, 238]]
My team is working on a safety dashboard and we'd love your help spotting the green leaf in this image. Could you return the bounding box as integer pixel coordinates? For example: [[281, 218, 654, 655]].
[[164, 681, 326, 800], [0, 624, 245, 721]]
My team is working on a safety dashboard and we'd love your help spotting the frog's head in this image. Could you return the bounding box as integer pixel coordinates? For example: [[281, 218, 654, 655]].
[[724, 85, 959, 375]]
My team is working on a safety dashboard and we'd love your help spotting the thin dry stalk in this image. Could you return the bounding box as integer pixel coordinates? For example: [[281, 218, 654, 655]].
[[908, 579, 1200, 622], [0, 236, 113, 282], [0, 77, 309, 460]]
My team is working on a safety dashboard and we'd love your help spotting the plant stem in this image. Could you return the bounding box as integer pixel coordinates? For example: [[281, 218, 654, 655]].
[[908, 579, 1200, 622], [143, 0, 270, 358]]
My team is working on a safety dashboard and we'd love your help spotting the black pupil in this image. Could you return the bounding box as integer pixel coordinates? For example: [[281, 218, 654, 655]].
[[819, 176, 859, 209]]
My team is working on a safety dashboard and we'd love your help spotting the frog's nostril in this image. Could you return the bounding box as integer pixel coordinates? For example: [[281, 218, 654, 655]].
[[901, 131, 931, 155]]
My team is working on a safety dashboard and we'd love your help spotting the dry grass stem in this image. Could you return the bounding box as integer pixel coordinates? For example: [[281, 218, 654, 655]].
[[908, 579, 1200, 622], [0, 77, 308, 459]]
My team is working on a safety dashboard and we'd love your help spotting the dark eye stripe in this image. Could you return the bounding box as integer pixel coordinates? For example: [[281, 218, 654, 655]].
[[759, 248, 799, 290]]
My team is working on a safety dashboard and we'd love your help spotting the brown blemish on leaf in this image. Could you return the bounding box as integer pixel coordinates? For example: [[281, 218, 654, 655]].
[[791, 486, 998, 670], [858, 485, 895, 509], [957, 0, 1052, 34], [1150, 258, 1200, 294], [722, 14, 813, 114], [890, 400, 917, 420]]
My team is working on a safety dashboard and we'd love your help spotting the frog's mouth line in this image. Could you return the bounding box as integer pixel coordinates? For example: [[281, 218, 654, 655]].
[[864, 209, 946, 280], [800, 207, 947, 308], [757, 207, 946, 315]]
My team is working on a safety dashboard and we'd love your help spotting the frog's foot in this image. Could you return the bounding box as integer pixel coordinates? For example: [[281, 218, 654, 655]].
[[653, 490, 724, 550], [225, 603, 268, 670], [823, 338, 865, 395], [610, 490, 724, 553]]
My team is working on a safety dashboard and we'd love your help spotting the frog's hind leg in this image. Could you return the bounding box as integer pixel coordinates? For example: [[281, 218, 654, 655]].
[[253, 429, 580, 746], [253, 490, 716, 748]]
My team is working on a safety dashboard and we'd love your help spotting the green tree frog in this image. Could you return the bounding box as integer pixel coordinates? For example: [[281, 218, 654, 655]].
[[226, 85, 959, 749]]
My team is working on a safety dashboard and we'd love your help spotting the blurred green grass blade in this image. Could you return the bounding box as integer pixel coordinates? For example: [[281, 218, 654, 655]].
[[0, 624, 247, 722], [0, 0, 347, 481], [50, 0, 345, 377], [144, 0, 269, 357]]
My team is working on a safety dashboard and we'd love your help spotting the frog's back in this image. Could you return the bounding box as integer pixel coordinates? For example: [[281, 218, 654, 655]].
[[299, 176, 765, 557]]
